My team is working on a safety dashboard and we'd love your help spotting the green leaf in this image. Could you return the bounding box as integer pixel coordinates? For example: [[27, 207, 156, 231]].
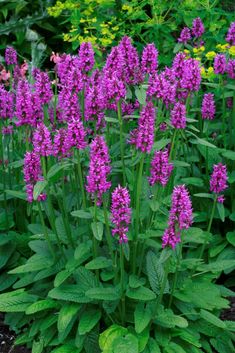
[[85, 257, 112, 270], [200, 309, 226, 328], [105, 116, 119, 123], [71, 210, 92, 219], [58, 303, 80, 342], [49, 285, 92, 303], [33, 180, 48, 200], [217, 202, 225, 222], [0, 289, 37, 312], [198, 260, 235, 273], [32, 338, 44, 353], [86, 287, 120, 301], [129, 275, 146, 289], [181, 177, 204, 187], [8, 254, 53, 274], [51, 344, 80, 353], [99, 325, 128, 351], [226, 231, 235, 246], [78, 309, 101, 335], [134, 303, 152, 333], [26, 299, 59, 314], [153, 138, 171, 151], [5, 190, 26, 200], [54, 269, 72, 287], [126, 286, 156, 301], [144, 338, 161, 353], [146, 251, 169, 295], [196, 138, 216, 148], [91, 222, 104, 241], [184, 228, 211, 244], [194, 193, 214, 199], [47, 163, 69, 182], [135, 86, 146, 105], [113, 333, 139, 353], [155, 309, 188, 328], [222, 150, 235, 160], [74, 242, 91, 264]]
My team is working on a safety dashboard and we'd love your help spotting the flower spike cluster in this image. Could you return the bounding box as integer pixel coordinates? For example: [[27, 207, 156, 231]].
[[162, 185, 193, 249], [111, 185, 131, 243], [149, 150, 173, 187], [210, 163, 228, 202], [202, 93, 215, 120]]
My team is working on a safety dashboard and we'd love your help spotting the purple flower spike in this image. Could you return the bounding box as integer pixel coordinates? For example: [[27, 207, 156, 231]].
[[180, 58, 201, 92], [170, 102, 186, 129], [149, 150, 173, 187], [178, 27, 191, 44], [33, 123, 53, 157], [162, 185, 193, 249], [111, 185, 131, 244], [53, 128, 71, 158], [23, 151, 44, 203], [214, 54, 226, 75], [86, 136, 111, 205], [226, 22, 235, 46], [129, 101, 155, 153], [141, 43, 158, 75], [66, 119, 87, 150], [78, 42, 95, 73], [5, 47, 17, 65], [227, 59, 235, 79], [192, 17, 205, 38], [34, 71, 53, 105], [210, 163, 228, 194], [0, 85, 14, 120], [202, 93, 215, 120]]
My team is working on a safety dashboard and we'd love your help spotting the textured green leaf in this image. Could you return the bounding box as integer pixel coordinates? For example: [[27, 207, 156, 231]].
[[58, 303, 80, 342], [8, 254, 53, 274], [78, 309, 101, 335], [0, 289, 37, 312], [226, 231, 235, 246], [85, 257, 112, 270], [155, 309, 188, 328], [146, 251, 169, 295], [129, 275, 146, 289], [33, 180, 48, 200], [26, 299, 59, 314], [71, 210, 92, 219], [32, 338, 44, 353], [99, 325, 128, 351], [126, 286, 156, 301], [200, 309, 226, 328], [74, 242, 91, 264], [49, 285, 92, 303], [54, 269, 72, 287], [113, 333, 139, 353], [51, 344, 80, 353], [91, 221, 104, 241], [134, 303, 152, 333], [86, 287, 120, 301]]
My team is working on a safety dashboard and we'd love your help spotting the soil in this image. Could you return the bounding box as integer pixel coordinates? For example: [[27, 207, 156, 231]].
[[0, 298, 234, 353]]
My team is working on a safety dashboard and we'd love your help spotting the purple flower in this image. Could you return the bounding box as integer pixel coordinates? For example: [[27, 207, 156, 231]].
[[141, 43, 158, 75], [103, 73, 126, 103], [214, 54, 226, 75], [66, 118, 87, 150], [111, 185, 131, 243], [162, 185, 193, 248], [202, 93, 215, 120], [86, 136, 111, 205], [0, 85, 14, 119], [226, 22, 235, 46], [33, 123, 53, 156], [227, 59, 235, 79], [58, 88, 81, 123], [217, 195, 225, 203], [53, 128, 71, 158], [15, 80, 34, 126], [159, 122, 167, 131], [34, 71, 53, 105], [210, 163, 228, 194], [178, 27, 191, 44], [2, 126, 13, 135], [5, 47, 17, 65], [103, 46, 125, 80], [147, 72, 176, 107], [118, 36, 142, 84], [170, 102, 186, 129], [172, 52, 186, 79], [192, 17, 205, 38], [78, 42, 95, 73], [149, 150, 173, 187], [180, 58, 201, 92], [129, 101, 155, 153], [23, 151, 45, 202]]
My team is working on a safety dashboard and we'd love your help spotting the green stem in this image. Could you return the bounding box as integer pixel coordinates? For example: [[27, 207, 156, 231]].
[[77, 150, 87, 209], [169, 129, 177, 160], [233, 90, 235, 149], [38, 202, 55, 260], [220, 77, 226, 147], [103, 198, 114, 263], [120, 244, 126, 326], [168, 241, 182, 308], [199, 195, 217, 261], [117, 100, 126, 184], [0, 125, 9, 230]]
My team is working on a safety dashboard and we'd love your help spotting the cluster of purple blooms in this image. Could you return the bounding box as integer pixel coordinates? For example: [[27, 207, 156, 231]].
[[226, 22, 235, 46], [201, 93, 215, 120], [86, 136, 111, 205], [149, 150, 173, 187], [210, 163, 228, 203], [162, 185, 193, 249], [111, 185, 131, 243], [178, 17, 204, 44]]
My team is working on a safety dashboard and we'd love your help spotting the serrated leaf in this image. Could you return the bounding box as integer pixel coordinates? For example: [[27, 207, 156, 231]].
[[146, 251, 169, 295], [58, 303, 80, 342], [113, 333, 139, 353], [78, 309, 101, 335], [32, 338, 44, 353], [226, 231, 235, 246], [200, 309, 226, 328], [217, 202, 225, 222], [33, 180, 48, 200], [129, 275, 146, 289], [47, 163, 69, 182], [134, 303, 152, 333], [0, 289, 37, 312], [51, 344, 80, 353], [49, 285, 92, 303], [71, 210, 92, 219], [198, 260, 235, 273], [155, 309, 188, 328], [222, 150, 235, 161], [74, 242, 91, 264], [8, 254, 53, 274], [99, 325, 128, 351], [126, 286, 156, 301], [135, 86, 146, 105], [54, 269, 72, 287], [86, 287, 120, 301], [196, 137, 216, 148], [91, 222, 103, 241], [26, 299, 59, 314], [85, 257, 112, 270]]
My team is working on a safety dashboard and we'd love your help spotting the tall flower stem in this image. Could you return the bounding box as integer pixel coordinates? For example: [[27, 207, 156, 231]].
[[133, 154, 145, 274], [120, 244, 126, 326], [233, 90, 235, 149], [41, 156, 66, 259], [220, 77, 226, 147], [77, 150, 87, 209], [0, 125, 9, 230], [81, 89, 85, 122], [38, 201, 55, 260], [168, 240, 182, 308], [117, 100, 126, 184], [169, 129, 177, 160], [199, 195, 217, 261], [103, 198, 114, 263]]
